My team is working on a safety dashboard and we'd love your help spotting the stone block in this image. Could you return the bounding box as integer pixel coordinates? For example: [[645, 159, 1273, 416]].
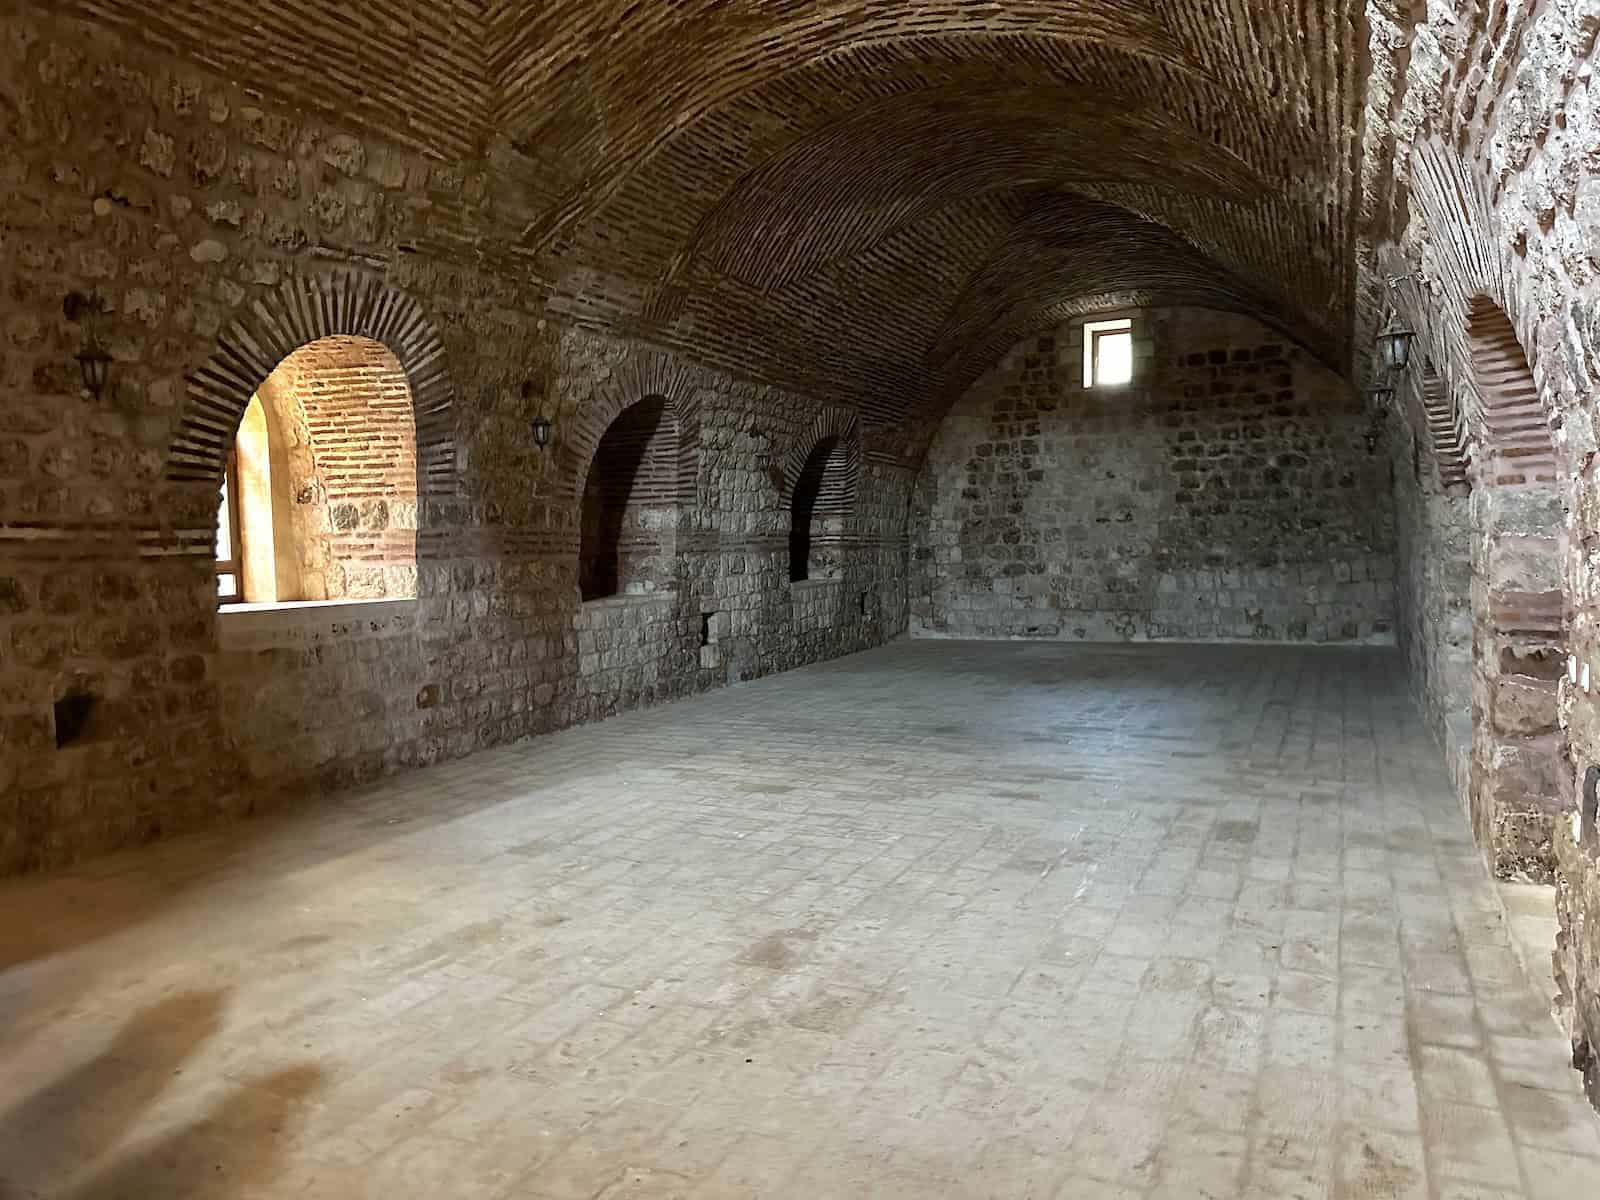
[[1493, 675, 1560, 736]]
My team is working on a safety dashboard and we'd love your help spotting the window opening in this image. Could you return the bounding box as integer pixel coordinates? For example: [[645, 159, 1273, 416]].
[[54, 689, 96, 748], [1083, 318, 1134, 388], [215, 451, 243, 603], [213, 336, 419, 607]]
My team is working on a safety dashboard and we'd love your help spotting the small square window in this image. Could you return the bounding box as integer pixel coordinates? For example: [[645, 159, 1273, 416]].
[[1083, 318, 1134, 388]]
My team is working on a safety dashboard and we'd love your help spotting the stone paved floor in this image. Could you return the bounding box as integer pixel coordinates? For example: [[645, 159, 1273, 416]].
[[3, 641, 1599, 1199], [1498, 882, 1562, 1005]]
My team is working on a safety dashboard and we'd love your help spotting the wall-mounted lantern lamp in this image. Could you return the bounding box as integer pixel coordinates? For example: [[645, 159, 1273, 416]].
[[76, 340, 112, 399], [1375, 320, 1417, 373], [1363, 381, 1392, 456], [63, 291, 112, 399], [522, 379, 553, 451], [1374, 271, 1422, 373]]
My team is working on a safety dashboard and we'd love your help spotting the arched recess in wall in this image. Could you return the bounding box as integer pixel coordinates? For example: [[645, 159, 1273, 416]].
[[165, 274, 459, 600], [564, 344, 704, 601], [1464, 293, 1566, 878], [1467, 297, 1558, 489], [215, 337, 420, 603], [779, 409, 860, 583], [578, 396, 682, 600], [167, 274, 456, 492]]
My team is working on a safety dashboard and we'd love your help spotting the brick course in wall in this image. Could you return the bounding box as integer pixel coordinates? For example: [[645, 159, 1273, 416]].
[[911, 308, 1396, 644]]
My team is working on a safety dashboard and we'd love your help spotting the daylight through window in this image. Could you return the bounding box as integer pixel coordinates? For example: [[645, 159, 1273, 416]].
[[213, 336, 420, 607], [1083, 318, 1134, 388]]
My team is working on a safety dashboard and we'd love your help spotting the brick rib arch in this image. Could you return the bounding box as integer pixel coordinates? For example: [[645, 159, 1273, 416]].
[[644, 81, 1278, 324], [1466, 296, 1556, 489], [533, 12, 1357, 446], [165, 273, 458, 498], [1419, 363, 1471, 491], [925, 196, 1302, 378], [565, 344, 703, 506], [1369, 139, 1500, 407], [498, 3, 1330, 253], [778, 408, 860, 511], [1410, 139, 1500, 310]]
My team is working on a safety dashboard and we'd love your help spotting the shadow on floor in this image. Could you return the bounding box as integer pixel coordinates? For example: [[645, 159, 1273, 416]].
[[0, 990, 324, 1199], [66, 1064, 324, 1200], [0, 848, 231, 974]]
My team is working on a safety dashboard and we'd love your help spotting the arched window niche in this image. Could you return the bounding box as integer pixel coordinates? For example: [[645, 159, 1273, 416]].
[[579, 395, 681, 601], [215, 335, 419, 607], [1463, 293, 1565, 882], [787, 435, 857, 584]]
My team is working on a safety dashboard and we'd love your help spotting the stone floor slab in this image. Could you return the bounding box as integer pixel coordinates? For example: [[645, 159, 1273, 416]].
[[2, 641, 1597, 1198]]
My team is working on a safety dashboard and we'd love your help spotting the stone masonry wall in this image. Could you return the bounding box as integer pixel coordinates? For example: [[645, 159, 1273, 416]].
[[0, 12, 908, 875], [1389, 395, 1474, 797], [0, 11, 555, 872], [214, 599, 439, 793], [554, 330, 911, 724], [1367, 0, 1600, 1106], [911, 308, 1396, 643]]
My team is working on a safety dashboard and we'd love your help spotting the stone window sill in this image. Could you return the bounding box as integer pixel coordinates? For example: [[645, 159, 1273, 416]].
[[218, 597, 417, 649], [580, 592, 676, 608], [790, 578, 843, 591]]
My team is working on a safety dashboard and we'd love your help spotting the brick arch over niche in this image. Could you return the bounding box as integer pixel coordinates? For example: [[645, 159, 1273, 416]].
[[1419, 361, 1471, 492], [578, 396, 682, 601], [566, 345, 702, 506], [1465, 296, 1556, 489], [164, 274, 457, 497], [778, 407, 860, 511]]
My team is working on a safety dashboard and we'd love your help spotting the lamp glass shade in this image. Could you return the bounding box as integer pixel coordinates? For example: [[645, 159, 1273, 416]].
[[532, 415, 553, 449], [1375, 328, 1414, 372], [76, 344, 111, 397]]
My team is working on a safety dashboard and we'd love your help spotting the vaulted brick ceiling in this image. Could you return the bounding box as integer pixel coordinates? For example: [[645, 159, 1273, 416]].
[[71, 0, 1368, 451]]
